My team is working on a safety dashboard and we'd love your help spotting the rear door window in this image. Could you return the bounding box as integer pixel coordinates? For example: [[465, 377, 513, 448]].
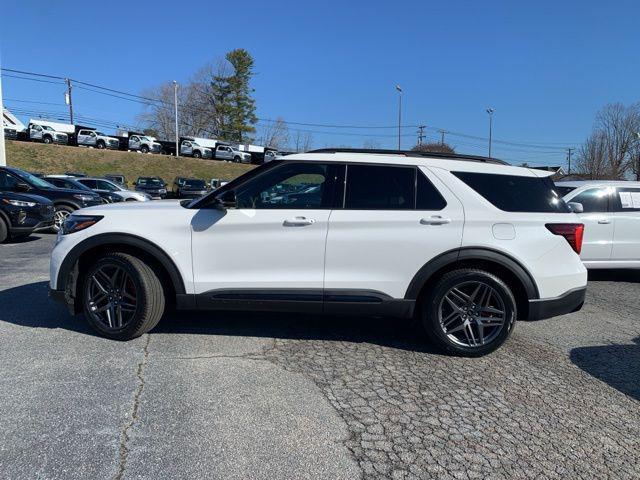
[[453, 171, 570, 213], [344, 165, 415, 210], [613, 187, 640, 212]]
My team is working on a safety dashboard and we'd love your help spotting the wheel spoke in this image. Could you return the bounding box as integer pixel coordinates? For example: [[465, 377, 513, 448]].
[[91, 275, 110, 295]]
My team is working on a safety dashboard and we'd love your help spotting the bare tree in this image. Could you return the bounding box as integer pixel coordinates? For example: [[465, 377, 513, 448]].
[[411, 142, 456, 154], [575, 131, 611, 179], [260, 117, 290, 149], [363, 139, 381, 149], [293, 131, 313, 152], [137, 60, 231, 140], [576, 103, 640, 179]]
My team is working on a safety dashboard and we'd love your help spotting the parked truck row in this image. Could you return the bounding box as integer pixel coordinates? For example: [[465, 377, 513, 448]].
[[2, 108, 279, 164]]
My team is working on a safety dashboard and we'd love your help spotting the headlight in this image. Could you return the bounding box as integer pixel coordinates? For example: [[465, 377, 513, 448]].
[[73, 194, 96, 202], [61, 215, 103, 235], [2, 198, 36, 207], [159, 189, 166, 193]]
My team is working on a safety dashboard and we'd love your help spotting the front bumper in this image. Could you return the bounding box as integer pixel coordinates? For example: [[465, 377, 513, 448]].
[[526, 286, 586, 320]]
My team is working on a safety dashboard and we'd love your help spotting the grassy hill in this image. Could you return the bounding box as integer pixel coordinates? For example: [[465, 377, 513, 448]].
[[4, 140, 255, 183]]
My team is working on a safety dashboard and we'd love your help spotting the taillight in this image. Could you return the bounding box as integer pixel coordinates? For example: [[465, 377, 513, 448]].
[[545, 223, 584, 254]]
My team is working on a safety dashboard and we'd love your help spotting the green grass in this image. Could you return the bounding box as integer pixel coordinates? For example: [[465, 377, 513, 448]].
[[5, 140, 255, 183]]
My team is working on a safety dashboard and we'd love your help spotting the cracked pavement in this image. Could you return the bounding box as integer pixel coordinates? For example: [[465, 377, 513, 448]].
[[1, 235, 638, 479]]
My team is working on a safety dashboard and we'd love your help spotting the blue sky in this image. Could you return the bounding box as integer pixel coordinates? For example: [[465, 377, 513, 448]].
[[2, 0, 639, 166]]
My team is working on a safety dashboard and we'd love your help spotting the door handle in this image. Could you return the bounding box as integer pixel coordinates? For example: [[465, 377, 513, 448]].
[[283, 216, 316, 227], [597, 219, 612, 224], [420, 216, 452, 226]]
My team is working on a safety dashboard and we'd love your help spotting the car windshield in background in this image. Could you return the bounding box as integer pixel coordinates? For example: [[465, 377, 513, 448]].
[[185, 180, 206, 189], [453, 171, 570, 213], [554, 185, 577, 197], [138, 178, 164, 187], [14, 169, 56, 189]]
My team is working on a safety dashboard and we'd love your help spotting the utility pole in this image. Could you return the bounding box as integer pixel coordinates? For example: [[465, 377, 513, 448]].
[[65, 78, 74, 124], [395, 85, 402, 150], [417, 125, 426, 146], [0, 68, 5, 166], [566, 148, 574, 175], [486, 108, 494, 158], [173, 80, 179, 158], [439, 129, 447, 146]]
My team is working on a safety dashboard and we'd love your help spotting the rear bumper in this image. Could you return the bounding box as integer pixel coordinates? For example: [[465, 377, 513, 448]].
[[526, 286, 586, 320]]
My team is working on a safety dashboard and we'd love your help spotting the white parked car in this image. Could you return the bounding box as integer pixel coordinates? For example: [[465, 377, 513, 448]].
[[28, 123, 68, 145], [75, 177, 151, 202], [180, 140, 213, 159], [49, 149, 587, 356], [557, 180, 640, 269], [127, 135, 162, 154]]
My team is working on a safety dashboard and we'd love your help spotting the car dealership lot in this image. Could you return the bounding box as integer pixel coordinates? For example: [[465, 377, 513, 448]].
[[1, 236, 638, 479]]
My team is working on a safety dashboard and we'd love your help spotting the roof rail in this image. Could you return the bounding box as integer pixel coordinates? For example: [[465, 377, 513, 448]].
[[307, 148, 509, 165]]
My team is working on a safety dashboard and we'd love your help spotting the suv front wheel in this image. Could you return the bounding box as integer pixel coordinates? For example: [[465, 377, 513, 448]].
[[82, 252, 165, 340], [421, 269, 516, 357]]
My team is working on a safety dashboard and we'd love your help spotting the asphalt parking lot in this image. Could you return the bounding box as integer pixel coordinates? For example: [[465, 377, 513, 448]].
[[0, 235, 638, 480]]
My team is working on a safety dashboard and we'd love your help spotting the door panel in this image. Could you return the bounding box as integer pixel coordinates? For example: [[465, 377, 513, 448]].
[[324, 165, 464, 299], [611, 187, 640, 260], [568, 188, 614, 261], [191, 161, 337, 299], [191, 208, 330, 294]]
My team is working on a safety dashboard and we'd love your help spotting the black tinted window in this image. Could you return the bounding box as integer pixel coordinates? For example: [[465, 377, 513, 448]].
[[554, 185, 577, 197], [453, 171, 570, 213], [345, 165, 414, 210], [79, 179, 97, 189], [416, 170, 446, 210], [571, 188, 610, 213], [0, 171, 19, 190]]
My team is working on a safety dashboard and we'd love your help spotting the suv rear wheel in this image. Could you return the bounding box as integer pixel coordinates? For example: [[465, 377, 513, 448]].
[[421, 269, 516, 357], [82, 252, 165, 340]]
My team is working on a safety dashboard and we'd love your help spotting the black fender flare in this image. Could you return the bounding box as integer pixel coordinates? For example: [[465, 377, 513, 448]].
[[404, 247, 539, 300], [56, 233, 186, 295]]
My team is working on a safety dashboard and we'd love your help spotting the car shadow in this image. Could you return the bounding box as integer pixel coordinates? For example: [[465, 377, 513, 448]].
[[0, 281, 438, 354], [5, 235, 42, 244], [570, 336, 640, 401], [588, 269, 640, 283]]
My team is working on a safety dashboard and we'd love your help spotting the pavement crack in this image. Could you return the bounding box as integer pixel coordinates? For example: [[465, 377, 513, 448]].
[[114, 334, 151, 480]]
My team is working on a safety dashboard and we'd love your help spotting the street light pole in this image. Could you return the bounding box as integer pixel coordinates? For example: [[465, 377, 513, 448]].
[[396, 85, 402, 151], [0, 68, 5, 166], [486, 108, 494, 158], [173, 80, 179, 158]]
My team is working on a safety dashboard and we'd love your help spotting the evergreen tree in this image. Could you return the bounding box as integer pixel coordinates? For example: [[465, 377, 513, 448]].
[[211, 49, 258, 143]]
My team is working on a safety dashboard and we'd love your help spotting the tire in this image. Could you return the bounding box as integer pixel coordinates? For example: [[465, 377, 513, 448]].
[[233, 156, 241, 163], [82, 252, 165, 340], [125, 198, 137, 202], [52, 205, 74, 232], [97, 141, 106, 149], [0, 218, 8, 243], [140, 145, 149, 154], [193, 151, 202, 159], [43, 136, 53, 144], [420, 269, 516, 357]]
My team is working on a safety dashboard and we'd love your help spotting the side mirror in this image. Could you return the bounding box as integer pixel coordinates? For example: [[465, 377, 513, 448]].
[[15, 182, 30, 192], [567, 202, 584, 214], [216, 190, 236, 209]]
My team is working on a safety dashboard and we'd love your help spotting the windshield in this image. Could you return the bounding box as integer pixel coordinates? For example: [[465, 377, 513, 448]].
[[140, 136, 151, 142], [185, 179, 206, 189], [137, 178, 164, 187], [42, 126, 55, 131], [14, 169, 56, 189], [96, 131, 106, 136]]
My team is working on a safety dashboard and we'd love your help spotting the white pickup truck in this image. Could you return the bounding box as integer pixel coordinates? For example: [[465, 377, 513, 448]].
[[76, 129, 120, 150], [128, 135, 162, 154], [214, 145, 252, 163], [180, 139, 213, 159], [28, 121, 70, 145]]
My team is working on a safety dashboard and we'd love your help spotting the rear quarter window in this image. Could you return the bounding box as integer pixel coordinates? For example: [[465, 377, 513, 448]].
[[453, 171, 570, 213]]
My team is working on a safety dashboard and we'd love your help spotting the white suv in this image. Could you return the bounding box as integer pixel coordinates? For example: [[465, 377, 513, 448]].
[[50, 149, 587, 356], [557, 180, 640, 269]]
